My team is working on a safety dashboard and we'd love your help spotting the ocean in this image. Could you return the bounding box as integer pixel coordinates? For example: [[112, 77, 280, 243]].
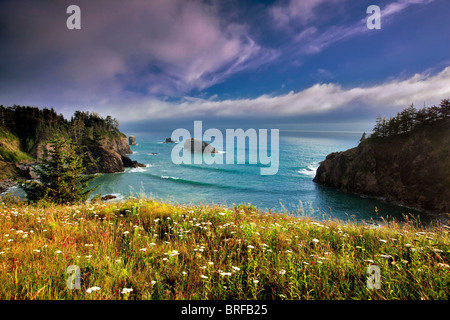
[[87, 128, 439, 225]]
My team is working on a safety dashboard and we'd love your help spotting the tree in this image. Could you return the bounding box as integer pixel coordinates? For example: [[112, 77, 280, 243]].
[[360, 132, 367, 143], [18, 135, 99, 204], [439, 99, 450, 118]]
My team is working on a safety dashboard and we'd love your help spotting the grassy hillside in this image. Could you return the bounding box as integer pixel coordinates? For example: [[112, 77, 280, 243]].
[[0, 127, 34, 180], [0, 198, 448, 300]]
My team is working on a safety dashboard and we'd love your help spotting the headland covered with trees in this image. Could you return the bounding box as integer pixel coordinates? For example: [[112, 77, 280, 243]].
[[370, 99, 450, 138]]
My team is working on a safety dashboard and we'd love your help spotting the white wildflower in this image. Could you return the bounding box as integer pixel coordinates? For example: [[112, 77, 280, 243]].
[[121, 288, 133, 294], [86, 287, 101, 294], [279, 269, 286, 275]]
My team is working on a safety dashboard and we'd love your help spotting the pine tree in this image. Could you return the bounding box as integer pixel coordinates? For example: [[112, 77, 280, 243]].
[[18, 135, 99, 204]]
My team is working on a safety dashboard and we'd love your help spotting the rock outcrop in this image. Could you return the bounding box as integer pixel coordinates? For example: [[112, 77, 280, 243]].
[[313, 119, 450, 213], [183, 138, 219, 154], [164, 137, 176, 143], [121, 155, 146, 168], [129, 135, 137, 146]]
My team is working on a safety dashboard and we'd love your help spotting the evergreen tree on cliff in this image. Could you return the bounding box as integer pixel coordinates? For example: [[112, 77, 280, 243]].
[[18, 135, 99, 204]]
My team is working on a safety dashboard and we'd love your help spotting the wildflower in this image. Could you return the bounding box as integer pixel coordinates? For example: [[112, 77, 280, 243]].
[[279, 269, 286, 275], [253, 280, 259, 284], [121, 288, 133, 294], [220, 272, 232, 276], [364, 259, 374, 263], [169, 250, 179, 256], [33, 249, 40, 253], [139, 248, 147, 252], [149, 243, 156, 246], [200, 275, 208, 279], [218, 212, 226, 216], [378, 239, 387, 243], [123, 231, 129, 235], [151, 280, 156, 285], [285, 250, 292, 253], [86, 287, 101, 293], [231, 266, 240, 272], [182, 272, 187, 275], [437, 263, 449, 269], [55, 250, 62, 254], [208, 261, 214, 265], [311, 238, 319, 244], [247, 245, 255, 249], [85, 255, 92, 258]]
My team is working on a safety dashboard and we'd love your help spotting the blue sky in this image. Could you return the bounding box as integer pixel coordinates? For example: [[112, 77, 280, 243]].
[[0, 0, 449, 131]]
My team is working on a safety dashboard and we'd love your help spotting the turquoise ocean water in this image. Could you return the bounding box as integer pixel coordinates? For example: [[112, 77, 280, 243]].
[[88, 129, 439, 225]]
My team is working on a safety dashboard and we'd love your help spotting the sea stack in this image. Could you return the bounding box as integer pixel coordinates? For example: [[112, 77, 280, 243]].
[[129, 135, 137, 145], [183, 138, 218, 154]]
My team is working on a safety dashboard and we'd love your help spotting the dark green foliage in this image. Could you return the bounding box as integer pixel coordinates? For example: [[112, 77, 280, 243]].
[[370, 99, 450, 139], [0, 105, 123, 158], [18, 135, 99, 204]]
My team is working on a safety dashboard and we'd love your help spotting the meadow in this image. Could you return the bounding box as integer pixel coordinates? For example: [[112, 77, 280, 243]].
[[0, 197, 448, 300]]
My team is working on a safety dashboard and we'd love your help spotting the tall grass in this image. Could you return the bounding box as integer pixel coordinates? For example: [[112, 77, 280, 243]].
[[0, 198, 448, 300]]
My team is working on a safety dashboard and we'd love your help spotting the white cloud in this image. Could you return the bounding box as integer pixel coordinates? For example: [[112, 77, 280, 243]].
[[105, 66, 450, 122]]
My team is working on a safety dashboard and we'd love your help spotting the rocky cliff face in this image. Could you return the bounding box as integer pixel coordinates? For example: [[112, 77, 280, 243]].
[[313, 119, 450, 213], [84, 135, 143, 174]]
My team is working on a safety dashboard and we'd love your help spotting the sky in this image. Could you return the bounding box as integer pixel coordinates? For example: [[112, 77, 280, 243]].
[[0, 0, 449, 132]]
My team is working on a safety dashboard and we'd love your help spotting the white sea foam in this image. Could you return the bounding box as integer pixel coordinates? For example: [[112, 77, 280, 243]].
[[298, 164, 318, 177], [129, 167, 147, 173], [161, 176, 179, 180]]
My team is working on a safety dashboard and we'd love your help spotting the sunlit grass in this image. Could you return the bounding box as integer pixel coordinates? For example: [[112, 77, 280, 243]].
[[0, 197, 448, 300]]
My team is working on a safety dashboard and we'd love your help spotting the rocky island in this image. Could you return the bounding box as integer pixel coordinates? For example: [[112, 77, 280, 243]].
[[184, 138, 219, 154], [314, 100, 450, 214]]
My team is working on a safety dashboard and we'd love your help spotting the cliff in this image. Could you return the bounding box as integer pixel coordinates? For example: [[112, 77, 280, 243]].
[[0, 106, 142, 182], [313, 119, 450, 213]]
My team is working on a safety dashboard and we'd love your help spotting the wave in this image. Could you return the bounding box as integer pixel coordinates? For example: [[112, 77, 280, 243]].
[[160, 175, 232, 188], [180, 163, 242, 174], [298, 164, 319, 177]]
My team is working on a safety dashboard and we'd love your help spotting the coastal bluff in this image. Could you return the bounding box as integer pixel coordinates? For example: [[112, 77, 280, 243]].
[[313, 118, 450, 213], [0, 106, 144, 186]]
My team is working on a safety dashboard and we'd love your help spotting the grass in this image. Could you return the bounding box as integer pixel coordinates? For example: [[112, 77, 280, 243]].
[[0, 197, 448, 300]]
